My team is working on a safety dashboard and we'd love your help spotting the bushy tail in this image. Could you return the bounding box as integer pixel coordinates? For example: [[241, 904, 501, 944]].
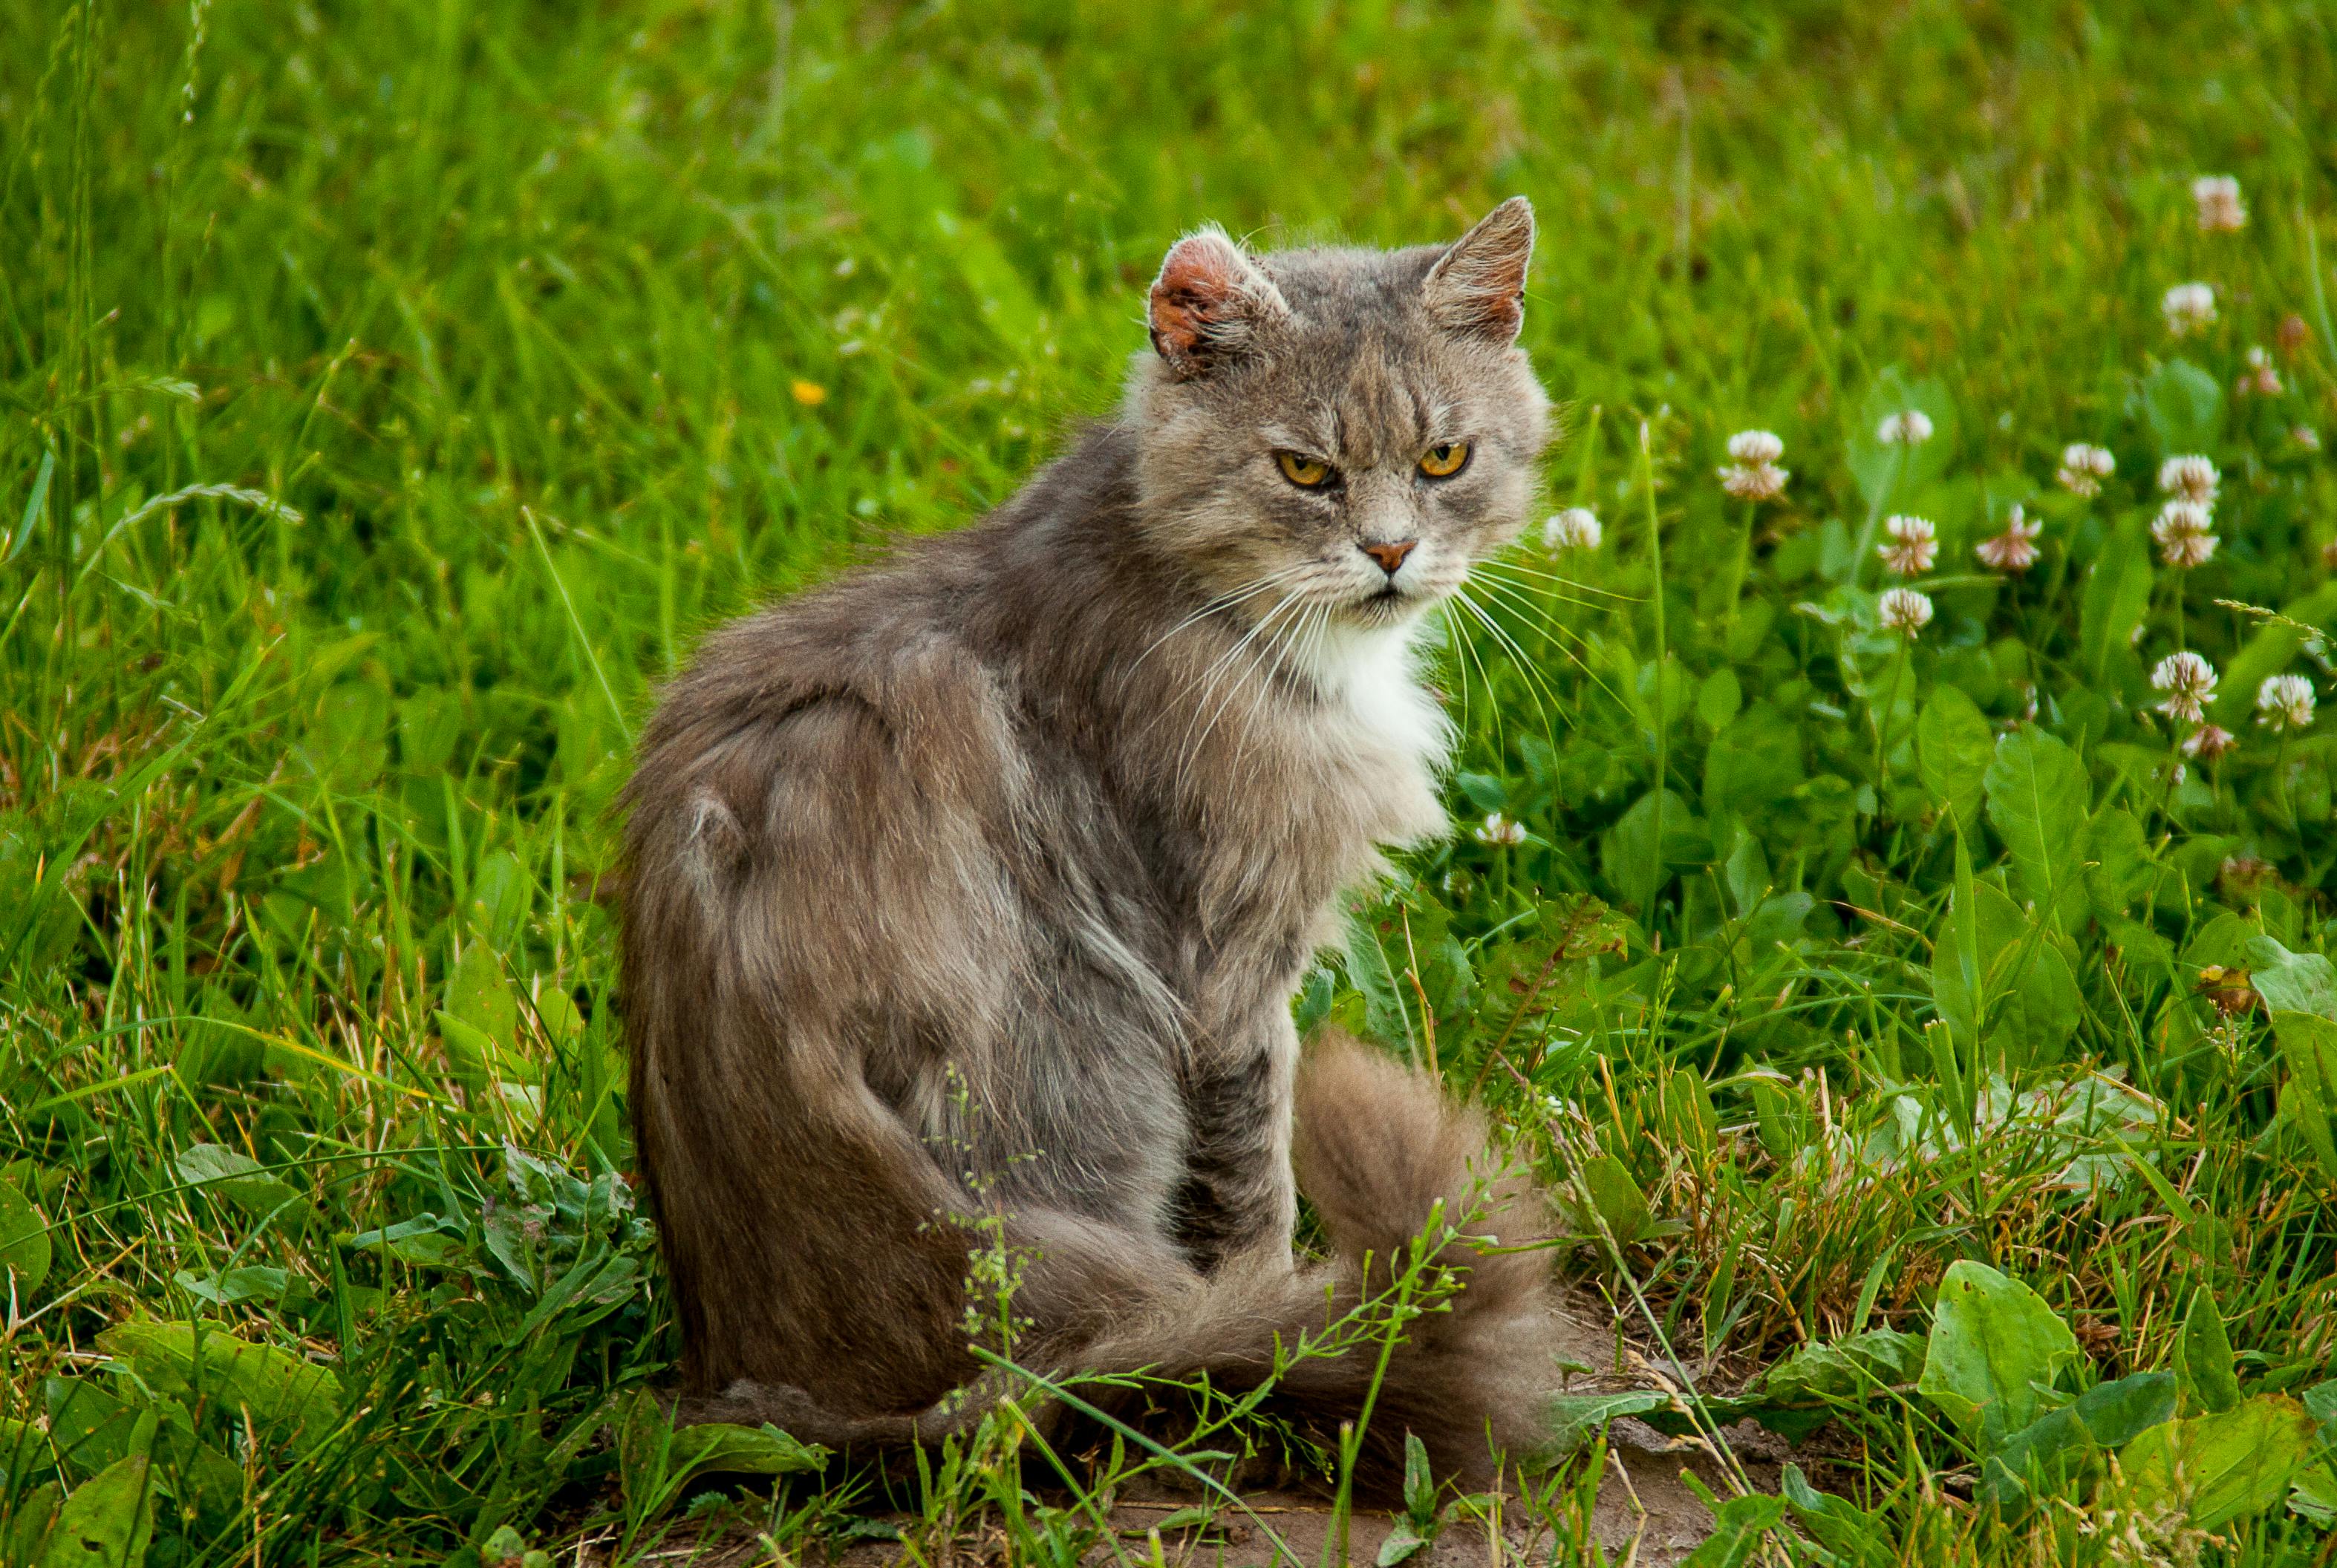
[[680, 1036, 1562, 1495]]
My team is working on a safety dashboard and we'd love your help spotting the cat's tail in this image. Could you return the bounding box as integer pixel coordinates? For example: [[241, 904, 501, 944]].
[[679, 1035, 1562, 1494], [1084, 1034, 1565, 1489]]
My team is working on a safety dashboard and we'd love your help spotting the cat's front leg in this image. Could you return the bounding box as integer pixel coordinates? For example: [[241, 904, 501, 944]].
[[1170, 1007, 1300, 1273]]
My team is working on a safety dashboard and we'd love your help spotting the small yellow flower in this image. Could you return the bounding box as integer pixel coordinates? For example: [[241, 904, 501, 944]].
[[791, 379, 829, 406]]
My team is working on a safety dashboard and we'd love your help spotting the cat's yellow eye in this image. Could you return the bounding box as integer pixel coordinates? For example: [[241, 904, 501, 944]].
[[1276, 451, 1332, 488], [1418, 442, 1471, 479]]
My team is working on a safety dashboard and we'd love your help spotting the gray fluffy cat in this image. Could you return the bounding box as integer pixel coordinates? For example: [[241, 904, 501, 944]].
[[620, 198, 1562, 1488]]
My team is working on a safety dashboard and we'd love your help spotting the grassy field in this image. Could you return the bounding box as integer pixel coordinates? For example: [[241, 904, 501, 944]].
[[7, 0, 2337, 1561]]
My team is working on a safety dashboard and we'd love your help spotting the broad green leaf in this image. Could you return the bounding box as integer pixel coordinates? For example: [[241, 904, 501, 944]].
[[1380, 1433, 1438, 1564], [2176, 1287, 2241, 1414], [615, 1390, 827, 1514], [1542, 1391, 1670, 1454], [1748, 1078, 1808, 1164], [1678, 1492, 1786, 1568], [1398, 1430, 1435, 1526], [1600, 788, 1705, 911], [9, 1480, 62, 1565], [1575, 1156, 1653, 1245], [1763, 1328, 1929, 1405], [1781, 1464, 1888, 1567], [1662, 1068, 1718, 1162], [0, 1173, 52, 1293], [1660, 1327, 1929, 1443], [2266, 1008, 2337, 1185], [1916, 685, 1992, 827], [171, 1145, 318, 1232], [2249, 938, 2337, 1019], [466, 850, 531, 947], [2, 1414, 53, 1487], [1978, 1373, 2177, 1507], [1932, 881, 2081, 1070], [446, 942, 518, 1049], [2078, 533, 2153, 681], [1341, 902, 1412, 1054], [1984, 728, 2089, 932], [1985, 932, 2082, 1072], [172, 1265, 302, 1307], [2140, 359, 2225, 454], [2073, 1370, 2178, 1448], [1917, 1261, 2079, 1442], [2293, 1463, 2337, 1526], [529, 981, 585, 1045], [1980, 1405, 2094, 1507], [97, 1321, 342, 1453], [1376, 1519, 1430, 1567], [344, 1212, 470, 1267], [2081, 808, 2150, 921], [35, 1453, 155, 1568], [1702, 703, 1805, 821], [44, 1379, 143, 1482], [1695, 667, 1741, 731], [437, 1010, 520, 1091], [2119, 1394, 2317, 1530]]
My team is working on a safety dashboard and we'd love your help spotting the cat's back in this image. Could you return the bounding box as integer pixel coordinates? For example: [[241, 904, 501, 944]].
[[624, 427, 1140, 885]]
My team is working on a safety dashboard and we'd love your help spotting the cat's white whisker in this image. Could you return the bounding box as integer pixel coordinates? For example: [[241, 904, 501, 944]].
[[1173, 587, 1313, 794], [1450, 587, 1561, 734], [1122, 565, 1312, 688]]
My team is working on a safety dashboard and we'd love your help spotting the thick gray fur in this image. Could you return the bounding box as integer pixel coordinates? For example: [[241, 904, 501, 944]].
[[619, 199, 1562, 1490]]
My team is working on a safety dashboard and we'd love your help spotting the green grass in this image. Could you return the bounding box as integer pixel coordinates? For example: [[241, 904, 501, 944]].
[[7, 0, 2337, 1562]]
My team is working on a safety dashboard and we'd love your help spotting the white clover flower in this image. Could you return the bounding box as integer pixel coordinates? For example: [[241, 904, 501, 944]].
[[1877, 410, 1935, 445], [1878, 587, 1934, 636], [2151, 650, 2219, 722], [2151, 500, 2219, 568], [1727, 429, 1785, 464], [1877, 514, 1937, 576], [2238, 346, 2283, 398], [2257, 674, 2317, 731], [2162, 282, 2217, 336], [2294, 425, 2321, 452], [2056, 442, 2116, 497], [1975, 506, 2043, 572], [2183, 724, 2238, 761], [1475, 811, 1528, 847], [2157, 454, 2220, 502], [1542, 507, 1602, 550], [2192, 174, 2247, 233], [1718, 461, 1789, 501]]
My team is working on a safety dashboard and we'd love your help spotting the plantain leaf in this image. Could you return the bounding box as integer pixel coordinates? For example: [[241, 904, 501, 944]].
[[97, 1321, 342, 1454], [34, 1452, 155, 1568], [2177, 1287, 2242, 1415], [0, 1173, 53, 1293], [1542, 1391, 1671, 1454], [1984, 728, 2089, 933], [1917, 1261, 2079, 1445], [2119, 1394, 2316, 1530], [1917, 685, 1993, 827]]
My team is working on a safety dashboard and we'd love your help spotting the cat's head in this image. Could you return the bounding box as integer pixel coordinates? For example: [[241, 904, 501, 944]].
[[1124, 198, 1551, 636]]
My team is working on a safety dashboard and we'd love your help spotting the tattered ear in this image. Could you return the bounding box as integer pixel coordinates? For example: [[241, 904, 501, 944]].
[[1147, 227, 1288, 379], [1423, 196, 1535, 344]]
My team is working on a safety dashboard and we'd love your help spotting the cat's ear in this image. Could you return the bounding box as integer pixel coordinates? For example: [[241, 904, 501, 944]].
[[1423, 197, 1534, 344], [1147, 227, 1288, 379]]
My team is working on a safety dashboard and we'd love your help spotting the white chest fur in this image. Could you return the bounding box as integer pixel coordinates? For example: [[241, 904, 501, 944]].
[[1288, 617, 1450, 846]]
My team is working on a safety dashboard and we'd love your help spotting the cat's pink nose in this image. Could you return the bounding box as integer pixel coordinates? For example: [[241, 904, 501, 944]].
[[1361, 540, 1417, 575]]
